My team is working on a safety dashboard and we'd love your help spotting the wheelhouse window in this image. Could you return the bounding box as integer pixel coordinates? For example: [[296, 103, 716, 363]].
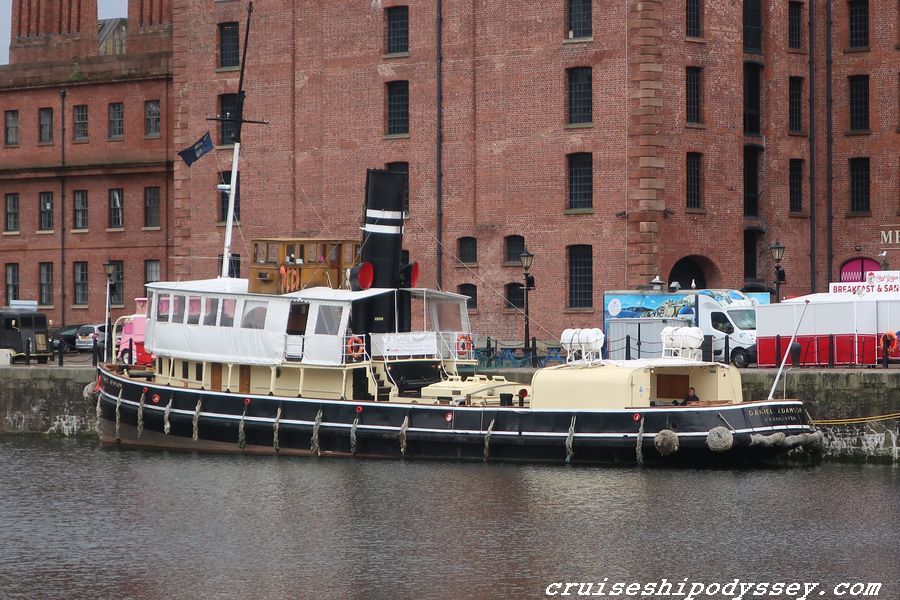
[[108, 102, 124, 139], [187, 296, 202, 325], [108, 189, 124, 228], [220, 298, 237, 327], [567, 152, 593, 209], [386, 81, 409, 135], [686, 0, 702, 38], [686, 152, 702, 209], [172, 295, 186, 323], [849, 157, 870, 214], [219, 22, 240, 68], [848, 0, 868, 49], [458, 237, 477, 263], [314, 305, 344, 335], [5, 193, 19, 232], [789, 77, 803, 133], [567, 0, 592, 39], [504, 235, 525, 263], [73, 262, 88, 305], [219, 94, 239, 145], [458, 284, 477, 310], [110, 260, 124, 305], [568, 245, 593, 308], [203, 297, 219, 326], [144, 100, 160, 137], [144, 187, 160, 227], [4, 110, 18, 145], [789, 159, 803, 213], [849, 75, 869, 131], [73, 105, 88, 140], [385, 6, 408, 54], [39, 192, 53, 231], [241, 300, 268, 329], [567, 67, 592, 125], [39, 263, 53, 306], [73, 190, 88, 229], [156, 293, 171, 322], [505, 282, 524, 310], [38, 107, 53, 143], [5, 263, 19, 303]]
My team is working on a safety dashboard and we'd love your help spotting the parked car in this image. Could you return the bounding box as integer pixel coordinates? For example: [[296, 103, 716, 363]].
[[50, 324, 85, 353], [75, 324, 107, 352]]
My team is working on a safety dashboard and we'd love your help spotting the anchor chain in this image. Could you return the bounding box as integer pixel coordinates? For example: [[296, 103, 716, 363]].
[[310, 409, 322, 456], [483, 417, 495, 462], [636, 416, 645, 465], [273, 406, 282, 452], [350, 417, 359, 455], [163, 397, 173, 435], [192, 398, 202, 441], [565, 415, 577, 464], [399, 415, 410, 456], [238, 407, 247, 450], [114, 389, 123, 443], [136, 391, 146, 439]]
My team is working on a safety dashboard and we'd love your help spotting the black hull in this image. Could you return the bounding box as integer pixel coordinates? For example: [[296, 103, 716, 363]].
[[97, 368, 820, 466]]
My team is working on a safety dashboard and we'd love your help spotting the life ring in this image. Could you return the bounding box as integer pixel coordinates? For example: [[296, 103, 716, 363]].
[[456, 334, 473, 356], [881, 330, 898, 354], [346, 336, 365, 359]]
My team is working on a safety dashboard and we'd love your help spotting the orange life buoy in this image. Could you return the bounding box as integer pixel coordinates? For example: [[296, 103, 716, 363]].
[[346, 336, 365, 359], [456, 334, 473, 357], [881, 331, 898, 354]]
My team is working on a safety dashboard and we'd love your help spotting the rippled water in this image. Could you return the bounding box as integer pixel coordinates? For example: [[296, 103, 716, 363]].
[[0, 436, 896, 600]]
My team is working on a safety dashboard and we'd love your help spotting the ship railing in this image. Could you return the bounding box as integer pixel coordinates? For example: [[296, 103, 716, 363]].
[[343, 333, 369, 364], [367, 331, 475, 361], [436, 331, 475, 361]]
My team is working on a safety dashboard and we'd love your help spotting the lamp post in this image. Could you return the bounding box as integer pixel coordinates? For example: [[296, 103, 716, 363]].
[[103, 262, 114, 362], [770, 241, 785, 303], [519, 248, 534, 361]]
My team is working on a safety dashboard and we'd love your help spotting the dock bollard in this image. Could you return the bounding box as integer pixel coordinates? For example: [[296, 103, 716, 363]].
[[24, 338, 31, 365], [92, 338, 98, 366], [54, 339, 64, 366]]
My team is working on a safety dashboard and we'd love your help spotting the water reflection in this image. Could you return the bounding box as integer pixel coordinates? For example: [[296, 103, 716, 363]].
[[0, 437, 896, 599]]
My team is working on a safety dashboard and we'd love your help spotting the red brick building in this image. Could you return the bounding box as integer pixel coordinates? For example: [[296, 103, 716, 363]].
[[2, 0, 898, 343], [0, 0, 173, 327]]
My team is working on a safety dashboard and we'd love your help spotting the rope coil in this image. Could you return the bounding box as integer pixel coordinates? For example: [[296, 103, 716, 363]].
[[350, 416, 359, 455]]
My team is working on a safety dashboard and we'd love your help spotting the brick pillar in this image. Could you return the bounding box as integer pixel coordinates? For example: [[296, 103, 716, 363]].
[[625, 0, 665, 288]]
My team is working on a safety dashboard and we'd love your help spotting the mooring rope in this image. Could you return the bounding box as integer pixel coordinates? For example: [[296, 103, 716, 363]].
[[238, 406, 247, 450], [635, 416, 645, 465], [136, 391, 146, 439], [114, 389, 123, 443], [565, 415, 577, 464], [273, 406, 282, 452], [310, 409, 322, 456], [350, 416, 359, 455], [399, 414, 409, 456], [163, 397, 173, 435], [718, 412, 736, 431], [813, 412, 900, 425], [192, 398, 202, 441], [483, 417, 495, 462]]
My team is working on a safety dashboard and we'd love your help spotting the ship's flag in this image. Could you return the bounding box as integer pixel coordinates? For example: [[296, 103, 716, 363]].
[[178, 132, 214, 166]]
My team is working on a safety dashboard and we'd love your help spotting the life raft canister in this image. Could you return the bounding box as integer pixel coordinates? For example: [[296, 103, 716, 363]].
[[346, 336, 365, 359], [456, 334, 473, 357]]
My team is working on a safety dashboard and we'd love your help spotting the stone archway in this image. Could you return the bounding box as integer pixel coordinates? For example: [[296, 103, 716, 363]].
[[667, 256, 718, 290]]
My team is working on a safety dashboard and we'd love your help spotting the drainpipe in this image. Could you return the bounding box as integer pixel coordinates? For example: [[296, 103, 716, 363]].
[[59, 88, 66, 326], [435, 0, 444, 288], [825, 0, 834, 284], [807, 1, 816, 293]]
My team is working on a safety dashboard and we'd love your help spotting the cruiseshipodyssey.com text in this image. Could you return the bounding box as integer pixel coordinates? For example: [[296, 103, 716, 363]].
[[544, 579, 883, 599]]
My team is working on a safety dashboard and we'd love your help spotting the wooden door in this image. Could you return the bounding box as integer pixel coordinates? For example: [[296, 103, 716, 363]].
[[211, 363, 222, 391], [239, 365, 251, 394]]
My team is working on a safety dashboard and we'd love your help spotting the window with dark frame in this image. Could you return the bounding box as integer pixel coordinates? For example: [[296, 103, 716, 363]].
[[39, 263, 53, 306], [505, 282, 524, 310], [567, 0, 592, 39], [744, 146, 760, 216], [385, 161, 409, 213], [5, 110, 19, 144], [386, 6, 408, 54], [73, 262, 88, 305], [686, 0, 702, 38], [219, 94, 239, 144], [73, 105, 88, 140], [743, 63, 761, 134], [789, 159, 804, 213], [219, 254, 241, 278], [686, 152, 702, 209], [567, 67, 592, 124], [39, 192, 53, 231], [848, 0, 869, 49], [567, 245, 593, 309], [743, 0, 762, 53], [849, 75, 869, 131], [386, 81, 409, 135], [38, 107, 53, 143], [686, 67, 702, 124], [504, 235, 525, 263], [110, 260, 124, 305], [145, 260, 161, 285], [849, 157, 870, 213], [144, 187, 160, 227], [73, 190, 88, 229], [788, 2, 802, 49], [108, 188, 124, 228], [108, 102, 124, 138], [789, 76, 803, 133], [5, 193, 19, 232], [567, 152, 593, 210], [458, 237, 477, 263], [145, 100, 160, 137], [219, 22, 240, 68], [219, 171, 240, 222], [5, 263, 19, 304], [458, 284, 477, 310]]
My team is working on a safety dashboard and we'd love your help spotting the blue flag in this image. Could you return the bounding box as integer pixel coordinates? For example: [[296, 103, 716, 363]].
[[178, 132, 213, 166]]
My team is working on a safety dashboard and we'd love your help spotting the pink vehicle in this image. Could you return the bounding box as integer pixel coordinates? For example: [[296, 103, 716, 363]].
[[114, 298, 154, 366]]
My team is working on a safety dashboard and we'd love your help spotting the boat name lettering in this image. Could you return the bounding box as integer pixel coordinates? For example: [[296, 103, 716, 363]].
[[746, 406, 801, 417]]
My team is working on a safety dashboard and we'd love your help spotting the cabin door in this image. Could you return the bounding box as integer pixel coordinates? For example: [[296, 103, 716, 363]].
[[211, 363, 222, 391], [239, 365, 251, 394]]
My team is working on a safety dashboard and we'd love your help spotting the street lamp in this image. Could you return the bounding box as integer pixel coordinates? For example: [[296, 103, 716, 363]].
[[103, 262, 114, 362], [770, 241, 785, 303], [519, 248, 535, 362]]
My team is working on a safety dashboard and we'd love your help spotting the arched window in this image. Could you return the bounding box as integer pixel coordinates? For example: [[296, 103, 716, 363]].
[[458, 237, 477, 263], [505, 282, 524, 309], [840, 257, 881, 282], [504, 235, 524, 263], [458, 284, 477, 310]]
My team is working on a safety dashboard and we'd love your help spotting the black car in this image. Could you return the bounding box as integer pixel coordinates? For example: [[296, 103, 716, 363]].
[[50, 324, 85, 353]]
